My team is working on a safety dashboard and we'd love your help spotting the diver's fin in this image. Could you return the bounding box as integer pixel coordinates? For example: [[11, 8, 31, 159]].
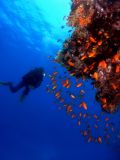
[[0, 82, 7, 85], [0, 82, 11, 86]]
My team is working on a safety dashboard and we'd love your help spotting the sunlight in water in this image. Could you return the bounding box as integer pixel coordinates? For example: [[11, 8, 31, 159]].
[[35, 0, 71, 27], [0, 0, 71, 54]]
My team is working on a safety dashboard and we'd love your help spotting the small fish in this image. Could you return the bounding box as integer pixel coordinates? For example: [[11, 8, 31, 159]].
[[89, 36, 96, 43], [52, 85, 57, 90], [55, 92, 60, 99], [94, 124, 98, 129], [77, 120, 81, 126], [48, 55, 52, 59], [66, 105, 72, 113], [80, 102, 88, 110], [71, 113, 76, 119], [98, 31, 103, 35], [70, 94, 76, 99], [67, 59, 75, 67], [83, 130, 87, 136], [93, 114, 99, 119], [46, 87, 50, 93], [115, 65, 120, 73], [111, 83, 117, 90], [88, 136, 92, 143], [83, 67, 88, 73], [92, 72, 98, 80], [60, 98, 64, 103], [52, 80, 57, 85], [81, 55, 87, 60], [83, 113, 87, 118], [51, 77, 55, 81], [62, 79, 71, 88], [78, 112, 82, 118], [97, 137, 102, 144], [105, 117, 109, 121], [100, 98, 107, 104], [98, 60, 107, 69], [57, 39, 61, 43], [97, 40, 102, 46], [53, 72, 58, 75], [88, 52, 96, 58], [80, 90, 85, 95], [61, 25, 65, 29], [68, 29, 72, 33]]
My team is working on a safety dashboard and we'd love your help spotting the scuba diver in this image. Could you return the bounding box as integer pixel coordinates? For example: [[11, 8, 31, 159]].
[[0, 67, 45, 101]]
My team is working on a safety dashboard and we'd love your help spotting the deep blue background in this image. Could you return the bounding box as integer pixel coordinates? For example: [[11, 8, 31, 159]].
[[0, 0, 119, 160]]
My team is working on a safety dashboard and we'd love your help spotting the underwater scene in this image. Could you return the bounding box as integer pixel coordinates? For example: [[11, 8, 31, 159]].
[[0, 0, 120, 160]]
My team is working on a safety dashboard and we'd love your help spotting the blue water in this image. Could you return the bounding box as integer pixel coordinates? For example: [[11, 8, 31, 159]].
[[0, 0, 119, 160]]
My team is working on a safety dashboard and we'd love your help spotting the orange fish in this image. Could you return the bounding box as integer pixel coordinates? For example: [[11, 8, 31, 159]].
[[97, 40, 102, 46], [76, 82, 82, 88], [81, 55, 87, 60], [62, 79, 71, 88], [88, 137, 92, 143], [55, 92, 60, 98], [66, 84, 71, 88], [71, 113, 76, 119], [98, 60, 107, 69], [66, 105, 72, 113], [89, 36, 96, 43], [83, 67, 88, 73], [92, 72, 98, 80], [106, 123, 109, 127], [111, 83, 117, 90], [105, 117, 109, 121], [80, 102, 88, 110], [89, 62, 96, 70], [88, 52, 96, 58], [67, 59, 75, 67], [115, 65, 120, 73], [70, 94, 76, 99], [93, 114, 98, 119], [100, 98, 107, 104], [97, 137, 102, 144], [77, 120, 81, 126], [51, 77, 55, 81], [98, 31, 103, 35], [82, 130, 87, 136], [112, 54, 119, 62], [65, 79, 69, 84], [85, 43, 90, 49], [53, 72, 58, 75], [104, 32, 109, 38], [78, 112, 82, 118], [52, 85, 57, 90]]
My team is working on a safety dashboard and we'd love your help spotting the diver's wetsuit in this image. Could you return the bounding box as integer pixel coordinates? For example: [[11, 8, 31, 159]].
[[1, 67, 44, 101]]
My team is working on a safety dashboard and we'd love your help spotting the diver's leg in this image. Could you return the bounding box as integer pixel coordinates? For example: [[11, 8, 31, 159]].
[[4, 82, 24, 93], [20, 86, 30, 101]]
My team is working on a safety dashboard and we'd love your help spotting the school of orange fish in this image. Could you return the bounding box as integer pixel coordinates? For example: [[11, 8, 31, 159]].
[[46, 69, 120, 144], [46, 0, 120, 144]]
